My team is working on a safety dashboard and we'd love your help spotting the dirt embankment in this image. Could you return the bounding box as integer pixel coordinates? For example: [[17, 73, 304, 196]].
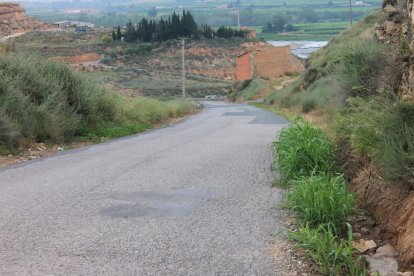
[[350, 166, 414, 268], [150, 45, 237, 80], [0, 3, 47, 37]]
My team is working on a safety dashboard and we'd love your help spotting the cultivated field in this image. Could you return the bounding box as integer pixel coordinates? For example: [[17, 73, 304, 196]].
[[25, 0, 382, 41]]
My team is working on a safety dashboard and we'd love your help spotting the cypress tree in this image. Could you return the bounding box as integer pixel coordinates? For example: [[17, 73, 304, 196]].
[[112, 29, 117, 41], [116, 26, 122, 41]]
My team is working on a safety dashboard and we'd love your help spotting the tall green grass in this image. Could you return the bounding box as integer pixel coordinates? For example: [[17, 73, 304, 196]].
[[273, 122, 361, 273], [338, 96, 414, 186], [0, 53, 194, 153], [288, 175, 354, 232], [273, 121, 335, 182], [289, 224, 365, 275]]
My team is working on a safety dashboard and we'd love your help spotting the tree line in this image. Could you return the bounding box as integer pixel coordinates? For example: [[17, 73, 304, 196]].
[[111, 10, 249, 42]]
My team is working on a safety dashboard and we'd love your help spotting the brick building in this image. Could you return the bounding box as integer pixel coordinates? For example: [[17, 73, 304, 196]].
[[236, 46, 304, 81]]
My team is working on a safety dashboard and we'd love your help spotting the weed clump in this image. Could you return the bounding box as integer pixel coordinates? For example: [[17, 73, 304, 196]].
[[338, 97, 414, 186], [273, 121, 335, 182], [289, 224, 365, 275], [288, 174, 354, 232], [273, 122, 361, 273]]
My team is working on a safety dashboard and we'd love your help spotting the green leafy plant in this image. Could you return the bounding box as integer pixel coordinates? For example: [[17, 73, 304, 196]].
[[273, 121, 335, 182], [288, 174, 354, 232], [289, 224, 366, 275]]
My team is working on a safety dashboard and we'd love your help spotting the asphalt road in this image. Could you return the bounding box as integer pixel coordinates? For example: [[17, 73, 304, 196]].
[[0, 102, 297, 275]]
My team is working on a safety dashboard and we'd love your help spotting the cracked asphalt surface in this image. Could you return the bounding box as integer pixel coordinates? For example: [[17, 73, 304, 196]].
[[0, 102, 297, 275]]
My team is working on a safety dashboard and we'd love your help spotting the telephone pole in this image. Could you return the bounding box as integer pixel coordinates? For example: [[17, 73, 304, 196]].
[[181, 38, 186, 99], [349, 0, 353, 25], [237, 9, 241, 31]]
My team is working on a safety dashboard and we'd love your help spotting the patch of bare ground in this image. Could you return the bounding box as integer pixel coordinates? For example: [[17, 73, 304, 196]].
[[0, 141, 93, 168], [0, 3, 48, 37], [350, 166, 414, 270]]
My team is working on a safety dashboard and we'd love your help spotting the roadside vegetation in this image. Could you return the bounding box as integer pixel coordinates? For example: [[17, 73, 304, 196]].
[[0, 53, 195, 155], [272, 122, 364, 274], [238, 4, 414, 272], [264, 10, 414, 189]]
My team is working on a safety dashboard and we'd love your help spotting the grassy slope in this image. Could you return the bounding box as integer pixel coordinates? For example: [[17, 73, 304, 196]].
[[261, 9, 414, 185], [0, 53, 195, 155], [246, 0, 414, 233], [251, 6, 414, 269], [248, 10, 409, 274]]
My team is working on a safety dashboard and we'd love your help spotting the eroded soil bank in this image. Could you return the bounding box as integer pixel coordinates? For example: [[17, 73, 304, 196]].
[[349, 166, 414, 268]]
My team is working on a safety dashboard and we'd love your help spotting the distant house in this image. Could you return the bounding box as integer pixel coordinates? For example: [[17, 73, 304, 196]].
[[53, 21, 94, 31], [71, 21, 95, 28], [53, 21, 71, 28], [236, 46, 304, 81]]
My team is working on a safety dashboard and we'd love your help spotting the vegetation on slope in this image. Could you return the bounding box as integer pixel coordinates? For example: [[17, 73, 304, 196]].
[[234, 3, 414, 271], [263, 9, 414, 188], [0, 53, 194, 155]]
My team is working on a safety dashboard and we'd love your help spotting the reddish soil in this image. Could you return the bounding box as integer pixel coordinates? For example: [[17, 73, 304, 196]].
[[52, 52, 101, 64], [0, 3, 47, 37], [351, 167, 414, 269]]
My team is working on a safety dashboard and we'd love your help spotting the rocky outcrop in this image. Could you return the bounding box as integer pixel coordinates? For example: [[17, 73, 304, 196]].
[[0, 3, 46, 37]]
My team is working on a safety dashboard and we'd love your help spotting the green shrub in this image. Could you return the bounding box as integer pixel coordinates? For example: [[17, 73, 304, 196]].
[[239, 79, 263, 100], [338, 96, 414, 185], [273, 121, 335, 181], [289, 224, 365, 275], [107, 50, 117, 58], [301, 78, 346, 113], [336, 97, 383, 159], [138, 43, 152, 54], [101, 34, 113, 44], [0, 53, 195, 153], [301, 97, 317, 113], [0, 54, 112, 144], [0, 116, 20, 152], [267, 84, 301, 108], [0, 42, 8, 54], [288, 175, 354, 231], [378, 101, 414, 184], [329, 39, 387, 98]]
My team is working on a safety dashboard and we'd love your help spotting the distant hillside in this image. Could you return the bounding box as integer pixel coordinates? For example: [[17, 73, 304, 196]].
[[0, 3, 46, 37]]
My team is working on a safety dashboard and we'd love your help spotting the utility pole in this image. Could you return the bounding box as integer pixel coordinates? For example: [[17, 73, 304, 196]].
[[181, 38, 186, 99], [237, 9, 241, 31], [349, 0, 353, 25]]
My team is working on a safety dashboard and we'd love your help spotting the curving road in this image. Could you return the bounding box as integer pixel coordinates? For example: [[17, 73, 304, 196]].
[[0, 102, 297, 275]]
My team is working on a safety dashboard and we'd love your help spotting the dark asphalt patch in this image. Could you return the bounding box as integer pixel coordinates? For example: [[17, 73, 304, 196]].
[[223, 107, 289, 125], [101, 190, 212, 218]]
